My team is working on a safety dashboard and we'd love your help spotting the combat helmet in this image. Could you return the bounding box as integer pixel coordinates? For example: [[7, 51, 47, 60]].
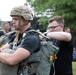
[[10, 5, 33, 20]]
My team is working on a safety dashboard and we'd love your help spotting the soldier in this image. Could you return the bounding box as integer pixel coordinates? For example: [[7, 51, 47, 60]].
[[0, 5, 40, 75], [2, 22, 11, 33]]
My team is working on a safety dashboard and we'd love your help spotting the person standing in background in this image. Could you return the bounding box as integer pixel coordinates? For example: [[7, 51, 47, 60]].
[[47, 16, 73, 75], [1, 22, 11, 33], [64, 27, 70, 33]]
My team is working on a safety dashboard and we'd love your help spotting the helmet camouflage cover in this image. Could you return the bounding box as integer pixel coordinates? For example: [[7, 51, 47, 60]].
[[10, 5, 33, 20]]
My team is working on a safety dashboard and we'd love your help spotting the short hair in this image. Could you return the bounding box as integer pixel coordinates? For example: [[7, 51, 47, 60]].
[[48, 16, 64, 25], [1, 22, 10, 26]]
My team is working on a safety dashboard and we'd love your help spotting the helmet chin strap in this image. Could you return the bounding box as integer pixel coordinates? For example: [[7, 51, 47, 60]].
[[16, 17, 28, 30], [16, 22, 28, 30]]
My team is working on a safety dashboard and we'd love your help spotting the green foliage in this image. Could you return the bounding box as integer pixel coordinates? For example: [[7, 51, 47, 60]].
[[37, 16, 48, 31], [27, 0, 76, 33], [72, 62, 76, 75]]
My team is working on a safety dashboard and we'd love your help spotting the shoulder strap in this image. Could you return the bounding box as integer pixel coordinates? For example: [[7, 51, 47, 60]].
[[24, 30, 50, 40], [13, 31, 20, 43], [12, 31, 20, 50]]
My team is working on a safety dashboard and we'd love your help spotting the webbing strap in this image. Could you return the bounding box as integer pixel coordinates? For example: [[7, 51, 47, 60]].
[[25, 30, 50, 40], [50, 55, 57, 75], [12, 31, 20, 50], [13, 31, 20, 43]]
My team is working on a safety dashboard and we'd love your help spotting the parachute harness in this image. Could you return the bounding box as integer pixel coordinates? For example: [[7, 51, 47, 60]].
[[12, 31, 20, 50]]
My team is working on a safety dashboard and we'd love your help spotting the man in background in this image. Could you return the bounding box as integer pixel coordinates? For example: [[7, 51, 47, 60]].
[[1, 22, 11, 33], [47, 16, 73, 75], [64, 27, 70, 33]]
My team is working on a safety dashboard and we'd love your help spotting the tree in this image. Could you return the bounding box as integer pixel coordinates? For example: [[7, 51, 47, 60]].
[[27, 0, 76, 33]]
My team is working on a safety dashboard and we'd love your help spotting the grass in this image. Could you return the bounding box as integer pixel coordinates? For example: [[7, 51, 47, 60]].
[[72, 61, 76, 75]]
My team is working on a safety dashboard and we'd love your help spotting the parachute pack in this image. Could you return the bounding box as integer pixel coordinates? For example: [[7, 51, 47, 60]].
[[0, 30, 59, 75], [0, 49, 18, 75], [18, 30, 59, 75]]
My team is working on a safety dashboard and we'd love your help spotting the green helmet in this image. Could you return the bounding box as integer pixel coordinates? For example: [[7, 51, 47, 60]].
[[10, 5, 33, 20]]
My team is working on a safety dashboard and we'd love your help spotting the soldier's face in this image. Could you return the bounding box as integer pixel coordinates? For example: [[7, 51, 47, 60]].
[[12, 16, 25, 30], [12, 16, 20, 30]]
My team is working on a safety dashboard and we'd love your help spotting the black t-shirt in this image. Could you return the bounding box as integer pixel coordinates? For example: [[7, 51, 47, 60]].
[[9, 27, 40, 53], [50, 36, 73, 75]]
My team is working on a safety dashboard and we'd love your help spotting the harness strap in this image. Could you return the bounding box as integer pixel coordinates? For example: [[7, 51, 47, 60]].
[[12, 31, 20, 50], [17, 30, 58, 75], [13, 31, 20, 43], [50, 54, 57, 75]]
